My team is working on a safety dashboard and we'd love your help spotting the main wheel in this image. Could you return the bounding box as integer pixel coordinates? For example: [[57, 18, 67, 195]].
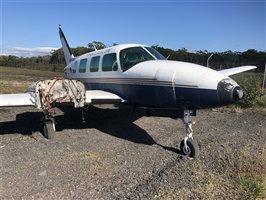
[[180, 138, 199, 159], [43, 121, 55, 139]]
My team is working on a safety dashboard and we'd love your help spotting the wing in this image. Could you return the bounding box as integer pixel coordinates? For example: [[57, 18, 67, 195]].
[[0, 92, 35, 107], [85, 90, 124, 104], [219, 66, 257, 76], [0, 90, 124, 108]]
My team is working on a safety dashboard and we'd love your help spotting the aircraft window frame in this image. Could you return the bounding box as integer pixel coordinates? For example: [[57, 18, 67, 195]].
[[79, 58, 87, 73], [102, 53, 118, 72], [119, 47, 155, 72], [90, 56, 100, 72], [144, 47, 166, 60]]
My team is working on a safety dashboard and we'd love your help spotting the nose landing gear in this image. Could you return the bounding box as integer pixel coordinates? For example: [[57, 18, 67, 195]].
[[180, 109, 199, 159]]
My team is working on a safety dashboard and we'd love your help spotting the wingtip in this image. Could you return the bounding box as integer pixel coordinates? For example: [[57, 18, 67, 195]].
[[243, 65, 257, 70]]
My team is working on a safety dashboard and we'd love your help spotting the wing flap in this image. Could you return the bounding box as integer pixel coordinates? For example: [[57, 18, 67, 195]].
[[219, 66, 257, 76], [0, 92, 35, 107], [85, 90, 124, 104]]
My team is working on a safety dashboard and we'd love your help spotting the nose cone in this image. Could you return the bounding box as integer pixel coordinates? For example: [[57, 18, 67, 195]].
[[233, 86, 243, 101], [218, 78, 243, 105]]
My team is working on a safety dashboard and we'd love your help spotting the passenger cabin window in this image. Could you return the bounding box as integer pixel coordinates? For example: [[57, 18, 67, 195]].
[[70, 61, 77, 73], [120, 47, 154, 72], [79, 59, 87, 73], [90, 56, 100, 72], [102, 53, 117, 72]]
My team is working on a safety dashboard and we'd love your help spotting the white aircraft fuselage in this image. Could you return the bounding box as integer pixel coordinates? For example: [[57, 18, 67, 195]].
[[64, 43, 244, 110]]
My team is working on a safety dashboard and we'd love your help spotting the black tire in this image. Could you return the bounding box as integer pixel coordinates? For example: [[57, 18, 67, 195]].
[[180, 138, 199, 159], [43, 121, 55, 139]]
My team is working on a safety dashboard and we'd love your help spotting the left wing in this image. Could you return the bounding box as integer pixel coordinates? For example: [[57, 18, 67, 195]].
[[219, 66, 257, 76], [0, 90, 124, 108], [85, 90, 124, 104], [0, 92, 35, 107]]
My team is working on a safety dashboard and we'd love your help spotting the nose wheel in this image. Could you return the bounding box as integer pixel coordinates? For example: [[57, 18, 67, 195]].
[[180, 110, 199, 159], [180, 138, 199, 158]]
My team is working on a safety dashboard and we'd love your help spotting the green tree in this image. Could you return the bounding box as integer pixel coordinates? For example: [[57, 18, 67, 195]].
[[87, 41, 105, 51]]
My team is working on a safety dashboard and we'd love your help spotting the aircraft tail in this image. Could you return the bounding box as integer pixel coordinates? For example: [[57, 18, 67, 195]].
[[59, 25, 74, 65]]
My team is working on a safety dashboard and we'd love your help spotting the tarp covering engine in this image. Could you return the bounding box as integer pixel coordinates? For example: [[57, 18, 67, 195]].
[[27, 78, 86, 110]]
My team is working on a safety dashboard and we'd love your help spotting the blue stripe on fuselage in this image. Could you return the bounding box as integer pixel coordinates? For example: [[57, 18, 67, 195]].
[[84, 82, 220, 109]]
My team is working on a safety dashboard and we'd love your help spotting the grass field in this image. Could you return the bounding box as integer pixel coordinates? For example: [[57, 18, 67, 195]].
[[0, 66, 63, 93]]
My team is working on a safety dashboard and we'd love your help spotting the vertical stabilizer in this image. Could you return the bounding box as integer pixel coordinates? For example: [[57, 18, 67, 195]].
[[59, 25, 74, 65]]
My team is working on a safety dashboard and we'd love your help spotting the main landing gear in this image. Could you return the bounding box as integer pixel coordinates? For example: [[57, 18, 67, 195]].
[[180, 109, 199, 159], [42, 110, 55, 139]]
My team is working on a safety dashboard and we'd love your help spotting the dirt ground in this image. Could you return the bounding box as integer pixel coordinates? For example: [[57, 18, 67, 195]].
[[0, 105, 265, 199]]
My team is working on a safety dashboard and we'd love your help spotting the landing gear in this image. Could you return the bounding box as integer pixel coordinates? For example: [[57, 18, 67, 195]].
[[180, 138, 199, 158], [42, 110, 55, 139], [180, 109, 199, 159]]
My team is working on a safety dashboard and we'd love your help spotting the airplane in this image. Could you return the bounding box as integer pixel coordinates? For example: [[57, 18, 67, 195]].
[[0, 26, 256, 159]]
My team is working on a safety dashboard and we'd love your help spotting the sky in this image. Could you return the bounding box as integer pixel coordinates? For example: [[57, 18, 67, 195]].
[[0, 0, 265, 57]]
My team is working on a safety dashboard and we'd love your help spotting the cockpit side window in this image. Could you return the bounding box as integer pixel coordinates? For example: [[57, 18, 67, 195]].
[[120, 47, 154, 72]]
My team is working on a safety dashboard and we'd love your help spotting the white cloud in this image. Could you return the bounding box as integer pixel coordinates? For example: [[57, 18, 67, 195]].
[[0, 47, 59, 57]]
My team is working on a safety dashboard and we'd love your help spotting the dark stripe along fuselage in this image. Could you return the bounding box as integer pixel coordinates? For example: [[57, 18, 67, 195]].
[[81, 77, 220, 109]]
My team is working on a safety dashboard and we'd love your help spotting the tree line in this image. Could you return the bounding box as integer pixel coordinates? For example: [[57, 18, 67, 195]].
[[153, 46, 265, 71], [0, 44, 265, 72]]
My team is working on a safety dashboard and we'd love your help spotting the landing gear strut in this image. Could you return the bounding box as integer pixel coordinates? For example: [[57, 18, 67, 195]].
[[180, 109, 199, 159], [42, 110, 55, 139]]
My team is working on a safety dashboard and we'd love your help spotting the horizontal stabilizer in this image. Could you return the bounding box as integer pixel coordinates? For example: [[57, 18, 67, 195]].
[[0, 92, 35, 107], [219, 66, 257, 76], [85, 90, 124, 104]]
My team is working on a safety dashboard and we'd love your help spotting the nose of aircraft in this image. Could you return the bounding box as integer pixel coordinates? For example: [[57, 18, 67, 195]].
[[217, 78, 243, 105], [232, 86, 243, 101]]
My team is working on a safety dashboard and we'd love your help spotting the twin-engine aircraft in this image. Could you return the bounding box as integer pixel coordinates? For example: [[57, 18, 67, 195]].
[[0, 26, 256, 158]]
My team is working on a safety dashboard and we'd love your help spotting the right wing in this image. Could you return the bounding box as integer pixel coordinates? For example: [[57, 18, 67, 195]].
[[219, 66, 257, 76], [0, 92, 35, 107]]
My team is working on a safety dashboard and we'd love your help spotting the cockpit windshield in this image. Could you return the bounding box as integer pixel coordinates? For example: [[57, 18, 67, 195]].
[[144, 47, 166, 60], [120, 47, 154, 71]]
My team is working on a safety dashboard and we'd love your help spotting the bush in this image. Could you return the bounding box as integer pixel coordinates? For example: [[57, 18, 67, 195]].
[[234, 73, 265, 107]]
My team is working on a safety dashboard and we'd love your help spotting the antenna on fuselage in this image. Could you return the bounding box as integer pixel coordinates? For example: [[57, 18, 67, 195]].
[[207, 54, 213, 68]]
